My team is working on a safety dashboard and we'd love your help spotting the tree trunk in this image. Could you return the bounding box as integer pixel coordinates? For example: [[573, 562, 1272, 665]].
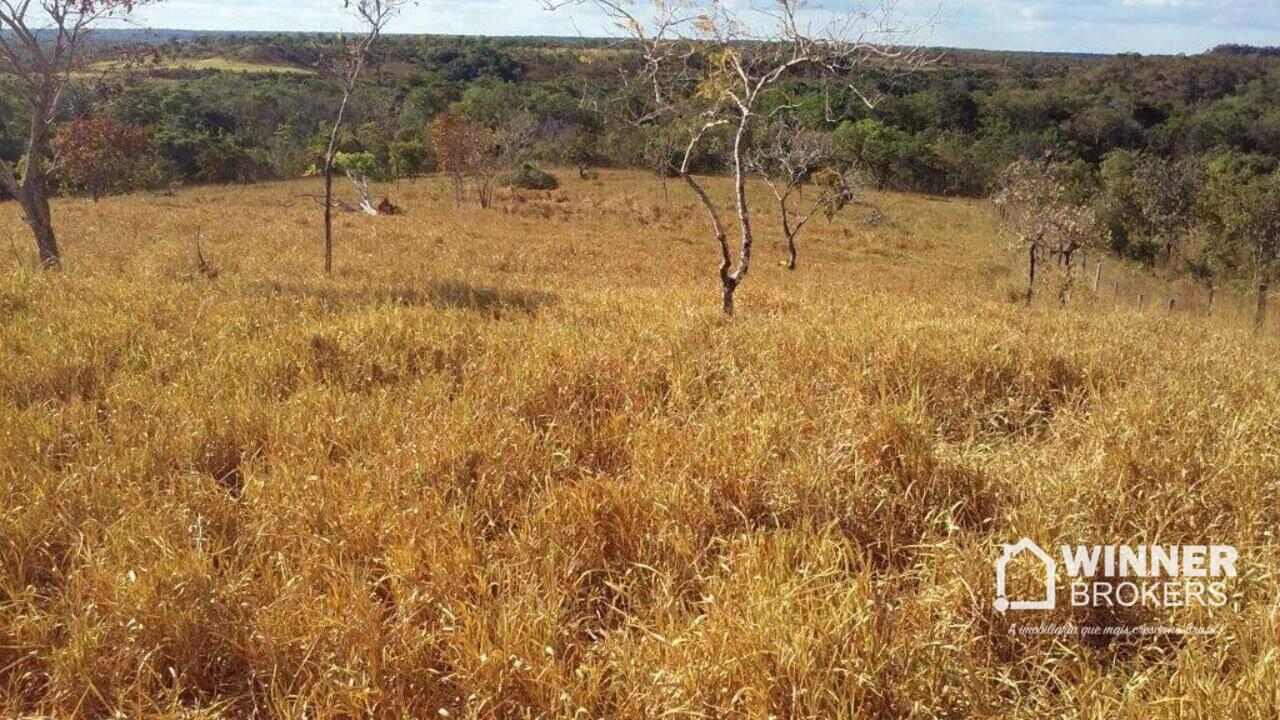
[[782, 208, 797, 271], [725, 116, 754, 313], [722, 278, 738, 316], [18, 177, 60, 270], [323, 164, 334, 275]]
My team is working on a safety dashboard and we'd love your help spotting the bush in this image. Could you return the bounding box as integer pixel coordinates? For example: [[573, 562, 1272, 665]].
[[197, 137, 271, 184], [503, 162, 559, 190], [389, 140, 435, 177], [50, 117, 151, 200], [332, 151, 387, 181]]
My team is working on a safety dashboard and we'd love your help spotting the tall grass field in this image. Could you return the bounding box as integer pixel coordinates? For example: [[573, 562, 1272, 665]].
[[1, 171, 1278, 718]]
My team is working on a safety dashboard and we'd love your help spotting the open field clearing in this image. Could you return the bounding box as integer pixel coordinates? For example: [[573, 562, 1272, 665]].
[[90, 58, 314, 75], [1, 170, 1279, 718]]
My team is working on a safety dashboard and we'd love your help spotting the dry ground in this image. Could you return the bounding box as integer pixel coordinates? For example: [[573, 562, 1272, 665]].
[[1, 170, 1278, 718]]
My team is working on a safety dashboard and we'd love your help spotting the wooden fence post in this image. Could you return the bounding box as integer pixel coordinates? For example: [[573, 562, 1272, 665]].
[[1255, 282, 1270, 333], [1166, 297, 1175, 313], [1026, 243, 1037, 306], [1207, 286, 1216, 317], [1093, 261, 1102, 293]]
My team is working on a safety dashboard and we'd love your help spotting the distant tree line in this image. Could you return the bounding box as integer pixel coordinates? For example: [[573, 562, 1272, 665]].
[[3, 34, 1280, 289]]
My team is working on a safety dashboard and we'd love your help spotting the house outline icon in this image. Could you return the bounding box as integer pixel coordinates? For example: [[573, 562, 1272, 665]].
[[994, 538, 1056, 612]]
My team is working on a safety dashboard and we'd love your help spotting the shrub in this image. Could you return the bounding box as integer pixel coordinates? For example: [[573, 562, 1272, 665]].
[[503, 162, 559, 190], [50, 117, 150, 200]]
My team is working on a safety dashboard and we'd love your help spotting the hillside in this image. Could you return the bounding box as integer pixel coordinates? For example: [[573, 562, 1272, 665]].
[[7, 32, 1279, 294], [1, 172, 1278, 718]]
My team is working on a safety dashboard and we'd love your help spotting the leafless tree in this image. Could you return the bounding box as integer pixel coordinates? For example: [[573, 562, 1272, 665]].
[[642, 127, 683, 203], [995, 157, 1099, 305], [0, 0, 160, 269], [547, 0, 936, 315], [321, 0, 406, 275], [749, 121, 859, 270], [478, 113, 538, 207]]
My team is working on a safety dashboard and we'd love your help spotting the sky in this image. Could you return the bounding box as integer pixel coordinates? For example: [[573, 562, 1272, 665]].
[[126, 0, 1280, 55]]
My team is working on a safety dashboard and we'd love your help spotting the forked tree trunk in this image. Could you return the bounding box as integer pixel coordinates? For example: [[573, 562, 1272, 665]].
[[678, 120, 736, 316], [680, 167, 732, 316], [725, 118, 754, 316], [722, 278, 739, 315]]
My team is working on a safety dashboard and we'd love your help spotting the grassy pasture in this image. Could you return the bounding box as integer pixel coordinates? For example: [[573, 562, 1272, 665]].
[[1, 171, 1278, 718], [90, 57, 313, 75]]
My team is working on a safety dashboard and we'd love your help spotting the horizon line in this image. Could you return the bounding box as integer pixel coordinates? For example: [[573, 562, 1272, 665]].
[[87, 26, 1231, 58]]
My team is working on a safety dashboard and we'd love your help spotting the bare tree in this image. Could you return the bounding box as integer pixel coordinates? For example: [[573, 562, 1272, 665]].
[[430, 112, 474, 206], [749, 121, 859, 270], [642, 125, 683, 203], [333, 151, 381, 215], [995, 157, 1099, 305], [321, 0, 405, 275], [0, 0, 160, 269], [548, 0, 934, 315]]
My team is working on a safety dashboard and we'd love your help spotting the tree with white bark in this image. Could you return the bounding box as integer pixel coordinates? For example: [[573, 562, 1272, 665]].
[[0, 0, 160, 269], [321, 0, 406, 275], [547, 0, 935, 315]]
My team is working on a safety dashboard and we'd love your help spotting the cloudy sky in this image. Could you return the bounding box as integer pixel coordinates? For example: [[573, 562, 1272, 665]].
[[128, 0, 1279, 55]]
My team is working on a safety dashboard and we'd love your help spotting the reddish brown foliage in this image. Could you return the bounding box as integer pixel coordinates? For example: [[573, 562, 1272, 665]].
[[51, 117, 149, 201]]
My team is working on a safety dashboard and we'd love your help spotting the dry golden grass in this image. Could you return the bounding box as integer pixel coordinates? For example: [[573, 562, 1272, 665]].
[[90, 58, 313, 75], [1, 170, 1279, 718]]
